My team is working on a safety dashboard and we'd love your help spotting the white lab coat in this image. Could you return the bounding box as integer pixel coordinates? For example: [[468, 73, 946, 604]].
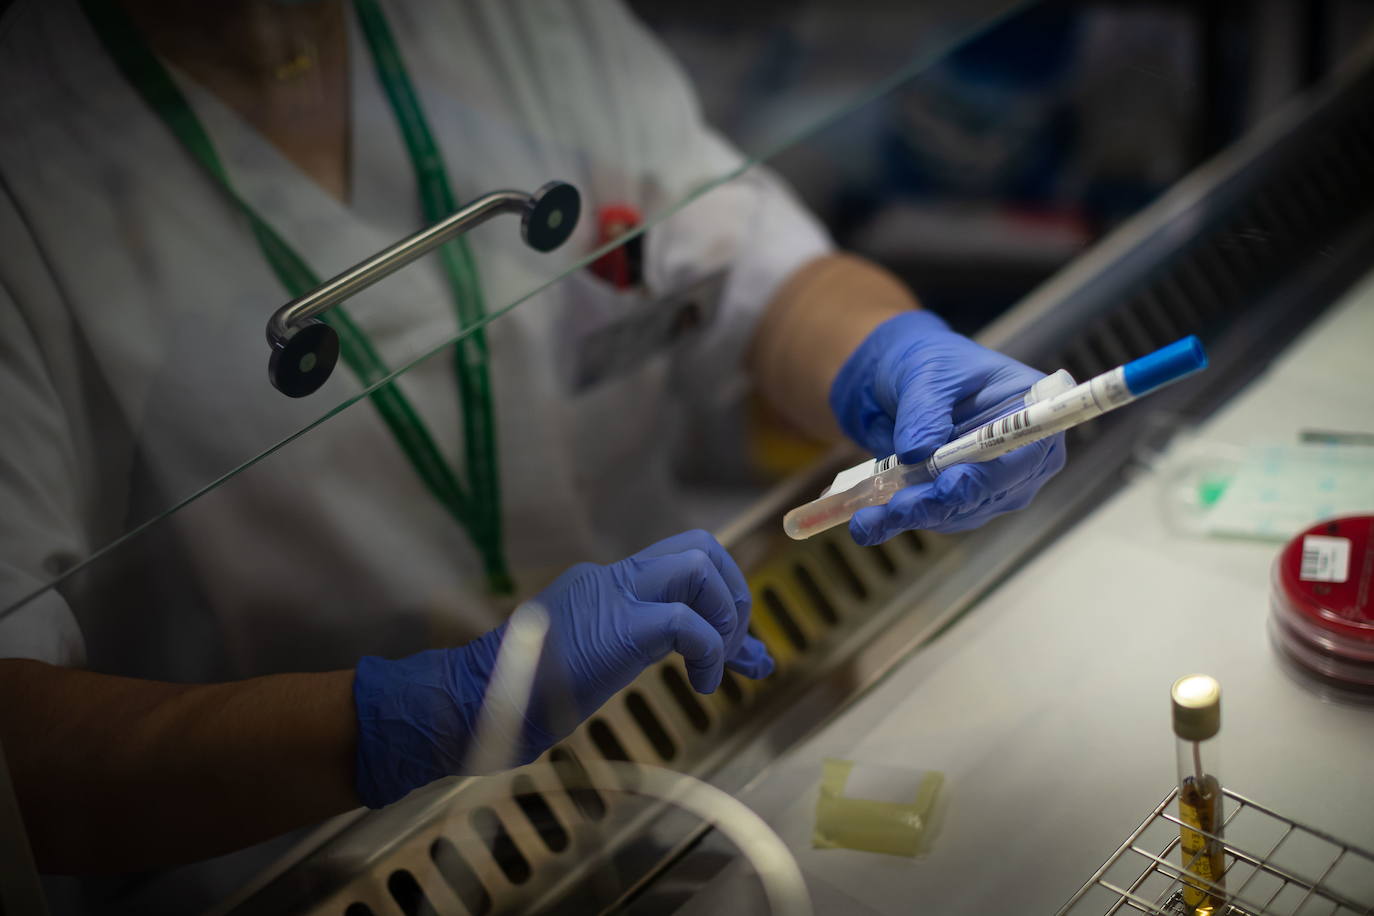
[[0, 0, 830, 691]]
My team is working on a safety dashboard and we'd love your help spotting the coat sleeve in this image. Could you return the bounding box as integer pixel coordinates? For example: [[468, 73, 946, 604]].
[[0, 182, 91, 666]]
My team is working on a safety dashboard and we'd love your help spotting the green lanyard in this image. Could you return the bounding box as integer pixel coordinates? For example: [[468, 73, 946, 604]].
[[80, 0, 513, 594]]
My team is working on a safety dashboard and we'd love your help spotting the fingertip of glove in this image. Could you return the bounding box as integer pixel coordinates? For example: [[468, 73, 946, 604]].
[[752, 653, 776, 679], [850, 508, 885, 546], [726, 638, 776, 680], [686, 663, 723, 694], [850, 521, 876, 547], [934, 464, 979, 501], [896, 428, 945, 466]]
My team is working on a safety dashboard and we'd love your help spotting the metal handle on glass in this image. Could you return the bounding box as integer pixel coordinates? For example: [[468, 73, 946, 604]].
[[266, 180, 581, 397]]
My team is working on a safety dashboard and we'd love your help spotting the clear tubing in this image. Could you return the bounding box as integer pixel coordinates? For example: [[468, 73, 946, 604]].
[[462, 604, 813, 916]]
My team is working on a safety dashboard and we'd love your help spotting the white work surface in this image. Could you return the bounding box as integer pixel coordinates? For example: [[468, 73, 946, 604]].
[[676, 277, 1374, 915]]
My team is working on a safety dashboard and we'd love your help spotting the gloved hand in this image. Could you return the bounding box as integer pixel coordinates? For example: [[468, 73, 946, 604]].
[[353, 530, 773, 808], [830, 310, 1066, 545]]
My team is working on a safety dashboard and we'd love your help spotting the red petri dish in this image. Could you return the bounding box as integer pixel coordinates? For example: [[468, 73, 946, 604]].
[[1270, 515, 1374, 698]]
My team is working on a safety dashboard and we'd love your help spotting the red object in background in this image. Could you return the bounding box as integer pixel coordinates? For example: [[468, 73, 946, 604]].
[[589, 204, 643, 290], [1270, 515, 1374, 694]]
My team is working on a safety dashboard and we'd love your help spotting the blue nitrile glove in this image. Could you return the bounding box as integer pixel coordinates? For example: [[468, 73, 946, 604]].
[[353, 530, 773, 808], [830, 310, 1066, 545]]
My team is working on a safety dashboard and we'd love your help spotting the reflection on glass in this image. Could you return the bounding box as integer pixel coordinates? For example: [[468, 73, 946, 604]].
[[0, 0, 1026, 612]]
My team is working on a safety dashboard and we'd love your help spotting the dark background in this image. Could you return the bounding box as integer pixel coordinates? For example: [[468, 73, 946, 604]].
[[632, 0, 1374, 335]]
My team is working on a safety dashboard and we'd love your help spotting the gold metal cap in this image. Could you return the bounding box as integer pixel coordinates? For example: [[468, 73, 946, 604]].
[[1171, 674, 1222, 741]]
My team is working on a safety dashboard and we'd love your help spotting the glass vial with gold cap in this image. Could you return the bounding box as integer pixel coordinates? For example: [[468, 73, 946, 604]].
[[1173, 674, 1226, 914]]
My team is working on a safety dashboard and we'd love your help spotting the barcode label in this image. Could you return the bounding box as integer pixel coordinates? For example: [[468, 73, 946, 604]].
[[977, 408, 1032, 443], [1299, 535, 1350, 583], [825, 453, 905, 496]]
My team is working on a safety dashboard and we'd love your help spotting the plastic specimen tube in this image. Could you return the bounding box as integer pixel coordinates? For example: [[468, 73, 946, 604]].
[[783, 369, 1074, 539], [1172, 674, 1226, 914], [784, 336, 1208, 539]]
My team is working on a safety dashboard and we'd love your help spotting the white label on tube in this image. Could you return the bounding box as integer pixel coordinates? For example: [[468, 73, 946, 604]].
[[825, 459, 878, 497], [926, 367, 1131, 474], [824, 454, 904, 497], [1299, 535, 1350, 583], [819, 369, 1092, 499]]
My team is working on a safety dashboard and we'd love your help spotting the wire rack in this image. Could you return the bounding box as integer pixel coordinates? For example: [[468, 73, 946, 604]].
[[1058, 787, 1374, 916]]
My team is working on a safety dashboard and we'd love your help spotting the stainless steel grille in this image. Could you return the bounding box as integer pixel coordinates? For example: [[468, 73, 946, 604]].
[[985, 43, 1374, 450], [276, 527, 950, 916]]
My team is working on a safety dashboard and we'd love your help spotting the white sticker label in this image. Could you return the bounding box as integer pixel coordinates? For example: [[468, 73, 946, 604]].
[[825, 459, 877, 497], [1299, 535, 1351, 583], [824, 454, 905, 497]]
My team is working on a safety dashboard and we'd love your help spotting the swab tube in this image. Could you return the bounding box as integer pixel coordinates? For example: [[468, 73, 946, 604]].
[[784, 336, 1207, 539]]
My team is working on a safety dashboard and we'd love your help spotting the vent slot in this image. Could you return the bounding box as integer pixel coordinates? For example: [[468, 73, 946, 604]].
[[431, 837, 491, 916], [1215, 233, 1259, 282], [1068, 338, 1105, 379], [470, 808, 531, 885], [1087, 321, 1130, 367], [344, 905, 375, 916], [625, 691, 677, 761], [1195, 246, 1242, 306], [1136, 293, 1181, 342], [549, 747, 605, 821], [822, 540, 867, 601], [760, 586, 808, 652], [661, 666, 711, 732], [1059, 348, 1092, 390], [1105, 310, 1152, 358], [866, 541, 897, 578], [588, 719, 630, 761], [1173, 255, 1224, 319], [1264, 184, 1313, 239], [719, 670, 744, 705], [792, 562, 838, 626], [1159, 276, 1204, 333], [387, 869, 436, 916], [512, 775, 569, 853]]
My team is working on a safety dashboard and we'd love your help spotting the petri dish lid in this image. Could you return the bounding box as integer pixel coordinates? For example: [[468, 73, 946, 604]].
[[1272, 515, 1374, 663]]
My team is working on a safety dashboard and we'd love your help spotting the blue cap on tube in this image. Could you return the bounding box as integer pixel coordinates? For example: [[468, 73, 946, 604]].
[[1122, 335, 1208, 396]]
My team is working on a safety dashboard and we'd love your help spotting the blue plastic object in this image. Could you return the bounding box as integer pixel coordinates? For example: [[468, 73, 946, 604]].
[[829, 311, 1066, 545], [1123, 336, 1208, 396], [352, 530, 774, 808]]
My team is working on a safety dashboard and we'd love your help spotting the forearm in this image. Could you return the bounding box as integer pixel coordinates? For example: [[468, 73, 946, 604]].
[[748, 253, 920, 441], [0, 659, 358, 874]]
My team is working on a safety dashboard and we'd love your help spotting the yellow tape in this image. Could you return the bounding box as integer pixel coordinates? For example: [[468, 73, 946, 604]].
[[744, 569, 819, 670], [813, 758, 944, 858]]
